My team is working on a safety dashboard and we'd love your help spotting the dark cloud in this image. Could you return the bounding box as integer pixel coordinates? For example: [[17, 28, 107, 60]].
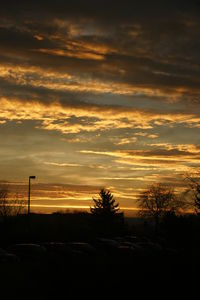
[[125, 148, 200, 158], [1, 1, 199, 19], [0, 1, 199, 99]]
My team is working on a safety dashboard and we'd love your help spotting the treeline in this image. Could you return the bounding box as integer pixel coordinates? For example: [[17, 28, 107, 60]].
[[0, 175, 200, 247]]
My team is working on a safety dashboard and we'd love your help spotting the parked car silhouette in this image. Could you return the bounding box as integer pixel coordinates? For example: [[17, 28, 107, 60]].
[[67, 242, 97, 255], [7, 244, 46, 261], [94, 238, 120, 256], [136, 242, 163, 255], [0, 248, 19, 263]]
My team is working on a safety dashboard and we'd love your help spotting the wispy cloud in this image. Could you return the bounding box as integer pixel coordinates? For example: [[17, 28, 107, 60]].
[[44, 162, 83, 167], [1, 98, 200, 134]]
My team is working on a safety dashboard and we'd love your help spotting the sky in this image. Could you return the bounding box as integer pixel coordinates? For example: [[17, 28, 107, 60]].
[[0, 0, 200, 215]]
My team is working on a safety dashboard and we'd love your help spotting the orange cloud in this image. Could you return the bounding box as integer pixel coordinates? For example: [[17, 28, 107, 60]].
[[1, 97, 200, 134], [79, 148, 200, 174], [38, 48, 105, 61], [0, 64, 193, 99]]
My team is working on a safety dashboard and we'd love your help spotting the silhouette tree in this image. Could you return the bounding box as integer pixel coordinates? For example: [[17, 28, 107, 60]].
[[137, 183, 181, 233], [0, 184, 25, 221], [90, 188, 119, 217], [90, 189, 123, 235], [193, 185, 200, 213], [186, 175, 200, 214]]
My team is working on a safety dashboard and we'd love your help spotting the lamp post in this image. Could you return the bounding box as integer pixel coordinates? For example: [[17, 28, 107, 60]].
[[28, 176, 36, 215]]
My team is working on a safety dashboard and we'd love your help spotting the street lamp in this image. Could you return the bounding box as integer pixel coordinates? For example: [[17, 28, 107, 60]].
[[28, 176, 36, 215]]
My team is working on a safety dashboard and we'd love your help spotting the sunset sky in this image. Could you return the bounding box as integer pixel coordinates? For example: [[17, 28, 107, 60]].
[[0, 1, 200, 215]]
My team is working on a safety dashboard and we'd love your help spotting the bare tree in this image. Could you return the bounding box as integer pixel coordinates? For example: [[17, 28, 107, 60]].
[[0, 185, 25, 220], [137, 183, 183, 233], [185, 174, 200, 214], [0, 186, 11, 219]]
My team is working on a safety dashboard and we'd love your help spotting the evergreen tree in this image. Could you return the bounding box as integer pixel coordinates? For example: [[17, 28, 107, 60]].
[[90, 189, 119, 217]]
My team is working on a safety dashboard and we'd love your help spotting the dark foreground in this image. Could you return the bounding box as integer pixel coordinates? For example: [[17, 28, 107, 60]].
[[0, 236, 199, 299], [1, 213, 200, 298]]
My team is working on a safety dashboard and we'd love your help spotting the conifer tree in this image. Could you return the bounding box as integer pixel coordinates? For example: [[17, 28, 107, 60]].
[[90, 189, 119, 217]]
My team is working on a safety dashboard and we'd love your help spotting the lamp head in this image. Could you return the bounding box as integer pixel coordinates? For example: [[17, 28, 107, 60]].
[[29, 176, 36, 179]]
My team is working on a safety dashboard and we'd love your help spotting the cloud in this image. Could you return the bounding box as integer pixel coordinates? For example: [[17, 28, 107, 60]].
[[1, 97, 200, 135], [0, 0, 200, 213], [79, 147, 200, 170], [148, 134, 159, 139], [148, 143, 200, 153], [44, 162, 83, 167], [0, 1, 200, 104], [0, 64, 184, 99], [114, 137, 137, 145]]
